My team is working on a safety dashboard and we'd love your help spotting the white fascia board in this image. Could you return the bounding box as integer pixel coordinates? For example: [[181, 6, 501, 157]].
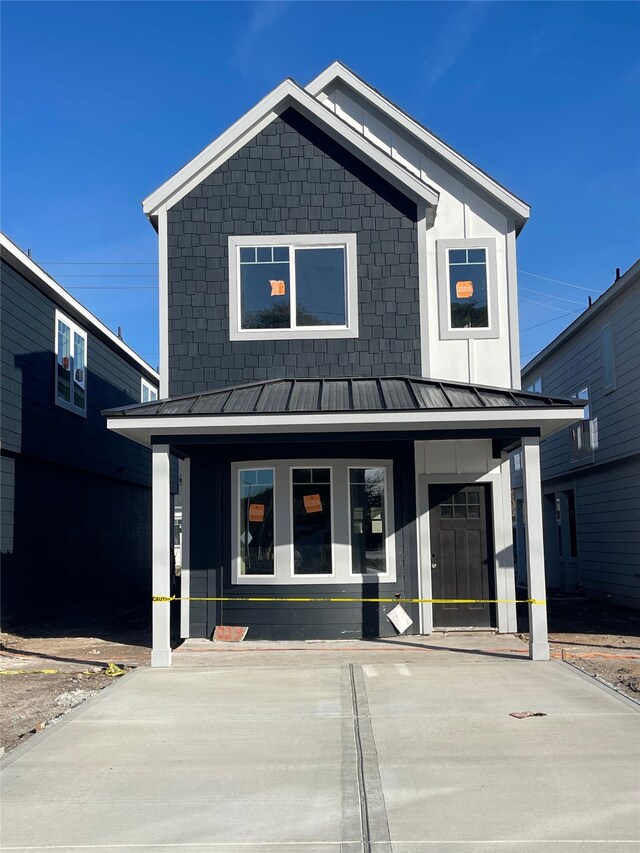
[[1, 233, 159, 382], [142, 79, 439, 218], [107, 406, 582, 447], [306, 62, 530, 228]]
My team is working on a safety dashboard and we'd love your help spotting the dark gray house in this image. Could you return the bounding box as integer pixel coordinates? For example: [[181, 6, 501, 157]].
[[105, 62, 584, 665], [1, 233, 159, 624], [512, 259, 640, 610]]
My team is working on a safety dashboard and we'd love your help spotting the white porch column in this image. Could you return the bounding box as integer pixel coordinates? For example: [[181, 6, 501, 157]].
[[152, 444, 172, 667], [179, 457, 191, 639], [521, 437, 550, 661]]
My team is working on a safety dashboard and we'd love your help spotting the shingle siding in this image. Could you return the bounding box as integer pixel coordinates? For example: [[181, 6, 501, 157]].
[[167, 108, 421, 395]]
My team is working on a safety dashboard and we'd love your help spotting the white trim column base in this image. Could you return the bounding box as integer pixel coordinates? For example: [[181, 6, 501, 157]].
[[522, 437, 550, 661], [152, 444, 172, 668]]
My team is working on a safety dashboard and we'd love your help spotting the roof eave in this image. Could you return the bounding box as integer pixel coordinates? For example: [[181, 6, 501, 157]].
[[306, 61, 530, 231], [142, 78, 439, 219]]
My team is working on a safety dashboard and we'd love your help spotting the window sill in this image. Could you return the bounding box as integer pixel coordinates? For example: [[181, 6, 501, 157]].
[[229, 326, 358, 342], [55, 398, 87, 418]]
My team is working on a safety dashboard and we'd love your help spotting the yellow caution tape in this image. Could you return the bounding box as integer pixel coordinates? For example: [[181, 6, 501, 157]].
[[0, 668, 59, 676], [152, 595, 545, 605], [104, 662, 127, 677]]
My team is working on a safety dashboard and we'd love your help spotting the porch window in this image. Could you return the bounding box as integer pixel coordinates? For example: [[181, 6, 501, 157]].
[[292, 468, 333, 575], [231, 459, 395, 585], [569, 386, 593, 463], [55, 310, 87, 416], [228, 234, 358, 341], [238, 468, 275, 576], [141, 377, 158, 402], [349, 467, 387, 575], [436, 238, 499, 340]]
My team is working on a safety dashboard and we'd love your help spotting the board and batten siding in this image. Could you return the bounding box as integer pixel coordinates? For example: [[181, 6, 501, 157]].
[[318, 81, 518, 389], [1, 257, 157, 619], [180, 439, 418, 640], [167, 107, 421, 397]]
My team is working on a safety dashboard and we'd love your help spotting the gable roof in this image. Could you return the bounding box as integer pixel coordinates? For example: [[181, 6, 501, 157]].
[[0, 232, 159, 382], [306, 61, 530, 232], [142, 78, 439, 225]]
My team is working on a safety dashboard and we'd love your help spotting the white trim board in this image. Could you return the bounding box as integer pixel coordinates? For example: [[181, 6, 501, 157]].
[[107, 406, 584, 447], [142, 78, 439, 220], [306, 61, 530, 231], [1, 232, 159, 383]]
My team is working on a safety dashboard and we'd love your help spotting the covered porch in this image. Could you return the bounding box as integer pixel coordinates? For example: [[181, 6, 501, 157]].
[[104, 376, 586, 665]]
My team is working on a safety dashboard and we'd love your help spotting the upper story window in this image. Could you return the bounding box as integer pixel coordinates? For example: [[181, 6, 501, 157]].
[[569, 386, 593, 463], [55, 310, 87, 416], [228, 234, 358, 341], [141, 377, 158, 403], [526, 376, 542, 393], [436, 238, 499, 340]]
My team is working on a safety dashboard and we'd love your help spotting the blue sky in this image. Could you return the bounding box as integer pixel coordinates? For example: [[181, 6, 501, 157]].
[[2, 0, 639, 373]]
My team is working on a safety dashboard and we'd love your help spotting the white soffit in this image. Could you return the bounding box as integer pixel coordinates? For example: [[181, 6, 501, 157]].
[[142, 79, 439, 220], [306, 61, 530, 229], [1, 233, 159, 381]]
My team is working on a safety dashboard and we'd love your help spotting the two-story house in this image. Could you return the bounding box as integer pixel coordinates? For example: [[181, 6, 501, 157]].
[[105, 62, 584, 665], [1, 233, 160, 626], [512, 259, 640, 610]]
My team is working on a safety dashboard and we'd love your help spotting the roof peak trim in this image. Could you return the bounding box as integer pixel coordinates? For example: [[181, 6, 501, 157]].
[[142, 78, 439, 219], [306, 61, 530, 229]]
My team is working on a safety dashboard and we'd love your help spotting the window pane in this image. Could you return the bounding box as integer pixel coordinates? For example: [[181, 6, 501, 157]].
[[292, 468, 332, 574], [449, 249, 466, 264], [73, 332, 86, 410], [239, 469, 274, 576], [57, 321, 71, 402], [273, 246, 288, 262], [239, 247, 255, 263], [256, 247, 272, 262], [350, 468, 386, 575], [467, 248, 486, 263], [240, 257, 290, 329], [448, 251, 488, 329], [295, 247, 346, 327]]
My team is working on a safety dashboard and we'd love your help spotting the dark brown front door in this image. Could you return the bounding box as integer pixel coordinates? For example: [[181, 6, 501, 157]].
[[429, 483, 495, 628]]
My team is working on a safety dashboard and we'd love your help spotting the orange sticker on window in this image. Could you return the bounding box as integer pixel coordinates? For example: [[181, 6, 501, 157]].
[[270, 280, 286, 296], [456, 281, 473, 299], [303, 494, 323, 513], [456, 280, 474, 299], [249, 503, 265, 522]]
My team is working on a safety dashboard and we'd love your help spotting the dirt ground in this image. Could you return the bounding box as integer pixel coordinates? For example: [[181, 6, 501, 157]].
[[1, 595, 638, 756]]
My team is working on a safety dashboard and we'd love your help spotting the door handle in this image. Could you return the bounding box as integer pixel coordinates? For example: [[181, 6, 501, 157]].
[[431, 554, 438, 569]]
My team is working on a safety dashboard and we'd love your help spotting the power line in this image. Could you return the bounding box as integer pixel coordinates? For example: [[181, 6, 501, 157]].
[[519, 295, 575, 313], [40, 261, 158, 265], [519, 286, 586, 306], [518, 269, 605, 294], [53, 274, 157, 278], [65, 286, 157, 290], [521, 309, 583, 332]]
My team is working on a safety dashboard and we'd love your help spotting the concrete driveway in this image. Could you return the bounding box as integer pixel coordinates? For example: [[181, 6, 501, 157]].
[[1, 635, 639, 852]]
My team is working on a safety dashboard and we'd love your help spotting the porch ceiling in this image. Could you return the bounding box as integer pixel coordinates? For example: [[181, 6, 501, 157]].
[[104, 376, 586, 447]]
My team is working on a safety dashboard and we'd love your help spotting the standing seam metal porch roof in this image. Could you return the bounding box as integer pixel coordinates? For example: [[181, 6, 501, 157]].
[[103, 376, 586, 418]]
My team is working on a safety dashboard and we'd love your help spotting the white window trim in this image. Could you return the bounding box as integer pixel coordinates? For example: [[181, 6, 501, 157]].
[[141, 377, 159, 403], [228, 234, 359, 341], [54, 309, 87, 417], [436, 238, 500, 340], [231, 459, 396, 585]]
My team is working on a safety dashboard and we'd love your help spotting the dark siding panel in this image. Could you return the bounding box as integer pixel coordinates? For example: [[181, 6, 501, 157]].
[[167, 109, 421, 395]]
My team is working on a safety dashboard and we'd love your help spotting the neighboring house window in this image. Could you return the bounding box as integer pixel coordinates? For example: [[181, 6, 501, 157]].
[[602, 324, 615, 390], [232, 459, 395, 584], [141, 378, 158, 402], [526, 376, 542, 393], [55, 310, 87, 416], [436, 238, 499, 340], [228, 234, 358, 341], [512, 450, 522, 472], [569, 386, 593, 463]]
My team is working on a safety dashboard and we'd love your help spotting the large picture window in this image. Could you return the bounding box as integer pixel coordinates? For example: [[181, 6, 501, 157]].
[[436, 238, 499, 340], [55, 310, 87, 416], [232, 460, 395, 584], [228, 235, 358, 341]]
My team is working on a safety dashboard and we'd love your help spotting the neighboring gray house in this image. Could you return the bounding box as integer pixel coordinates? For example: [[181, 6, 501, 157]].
[[512, 259, 640, 610], [0, 233, 160, 624], [105, 62, 584, 665]]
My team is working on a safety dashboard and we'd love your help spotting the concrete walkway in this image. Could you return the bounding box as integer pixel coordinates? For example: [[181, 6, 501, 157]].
[[1, 635, 639, 852]]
